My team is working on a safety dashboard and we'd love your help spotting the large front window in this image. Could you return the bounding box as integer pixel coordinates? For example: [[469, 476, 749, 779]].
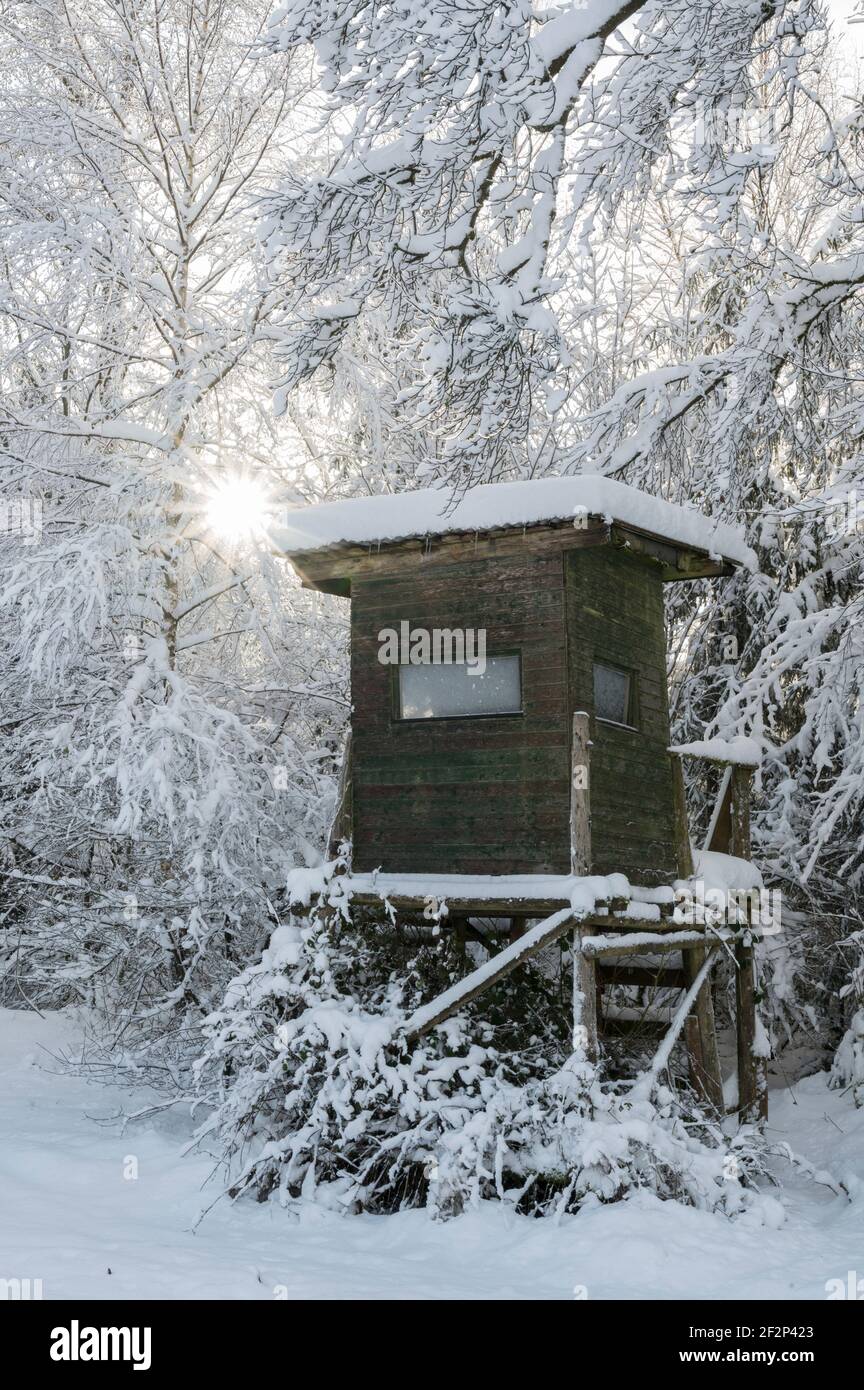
[[398, 655, 522, 720]]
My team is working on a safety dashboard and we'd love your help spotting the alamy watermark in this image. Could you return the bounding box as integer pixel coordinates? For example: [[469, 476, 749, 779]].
[[675, 882, 782, 934], [50, 1321, 151, 1370], [0, 1276, 43, 1300], [825, 1271, 864, 1300], [378, 620, 487, 675], [681, 103, 780, 151], [0, 497, 42, 545], [821, 490, 864, 538], [779, 492, 864, 541]]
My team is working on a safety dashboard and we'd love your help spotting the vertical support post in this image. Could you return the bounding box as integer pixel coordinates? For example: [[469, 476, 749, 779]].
[[570, 713, 597, 1060], [570, 712, 592, 876], [508, 917, 526, 941], [683, 947, 724, 1112], [671, 754, 723, 1111], [572, 926, 598, 1062], [319, 732, 353, 937], [729, 766, 751, 862], [670, 752, 694, 878], [751, 946, 769, 1121], [705, 764, 733, 853], [735, 938, 762, 1122], [326, 731, 353, 864], [452, 915, 467, 959], [730, 765, 767, 1124]]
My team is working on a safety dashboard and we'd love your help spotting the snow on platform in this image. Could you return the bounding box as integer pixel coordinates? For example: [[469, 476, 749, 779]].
[[288, 862, 764, 914], [343, 870, 625, 905], [327, 870, 679, 917], [284, 865, 635, 911], [273, 475, 755, 569]]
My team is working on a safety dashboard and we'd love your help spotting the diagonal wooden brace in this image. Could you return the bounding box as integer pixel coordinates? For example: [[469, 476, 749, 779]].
[[403, 907, 575, 1043]]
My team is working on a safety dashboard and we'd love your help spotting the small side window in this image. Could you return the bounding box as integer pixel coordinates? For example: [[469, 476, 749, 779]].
[[593, 661, 634, 727]]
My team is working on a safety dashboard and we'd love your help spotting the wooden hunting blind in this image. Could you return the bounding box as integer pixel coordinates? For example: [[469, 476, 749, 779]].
[[277, 477, 753, 883], [277, 478, 767, 1122]]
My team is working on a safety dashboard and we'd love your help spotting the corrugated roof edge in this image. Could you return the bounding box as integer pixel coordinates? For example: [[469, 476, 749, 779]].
[[271, 475, 756, 571]]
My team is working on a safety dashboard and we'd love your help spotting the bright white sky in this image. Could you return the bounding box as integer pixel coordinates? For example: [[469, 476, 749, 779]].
[[826, 0, 864, 49]]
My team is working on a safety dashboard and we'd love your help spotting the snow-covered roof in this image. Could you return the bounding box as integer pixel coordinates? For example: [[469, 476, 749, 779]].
[[273, 475, 755, 570]]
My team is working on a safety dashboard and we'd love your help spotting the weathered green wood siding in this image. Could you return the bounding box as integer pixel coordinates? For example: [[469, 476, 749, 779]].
[[350, 549, 571, 875], [348, 536, 678, 884], [565, 545, 677, 884]]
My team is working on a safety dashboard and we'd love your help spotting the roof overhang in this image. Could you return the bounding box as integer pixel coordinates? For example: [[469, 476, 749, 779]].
[[272, 476, 753, 595], [279, 515, 738, 596]]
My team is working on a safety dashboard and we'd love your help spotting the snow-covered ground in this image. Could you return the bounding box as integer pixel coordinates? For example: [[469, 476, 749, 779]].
[[0, 1007, 861, 1301]]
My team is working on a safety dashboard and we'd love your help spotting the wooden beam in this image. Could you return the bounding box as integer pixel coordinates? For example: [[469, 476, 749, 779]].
[[610, 524, 731, 581], [735, 936, 767, 1123], [573, 925, 598, 1060], [730, 765, 752, 861], [725, 764, 767, 1123], [584, 913, 690, 934], [705, 765, 733, 853], [570, 711, 592, 875], [403, 907, 575, 1042], [683, 942, 725, 1111], [346, 891, 563, 916], [345, 892, 677, 923], [286, 518, 611, 590], [670, 753, 694, 878], [326, 731, 353, 862], [568, 713, 597, 1059], [452, 914, 467, 959], [582, 929, 733, 960], [280, 516, 734, 593], [671, 752, 724, 1110]]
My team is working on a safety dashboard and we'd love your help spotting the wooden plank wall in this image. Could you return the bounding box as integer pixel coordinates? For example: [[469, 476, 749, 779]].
[[565, 546, 678, 884], [350, 547, 571, 875], [348, 535, 679, 882]]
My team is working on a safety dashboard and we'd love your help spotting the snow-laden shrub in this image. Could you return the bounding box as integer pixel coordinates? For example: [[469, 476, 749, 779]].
[[829, 925, 864, 1106], [830, 1010, 864, 1109], [195, 901, 772, 1220]]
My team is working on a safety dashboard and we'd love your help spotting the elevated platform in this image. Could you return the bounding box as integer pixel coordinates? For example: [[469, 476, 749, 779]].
[[306, 731, 768, 1122], [340, 870, 676, 926], [309, 859, 766, 1122]]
